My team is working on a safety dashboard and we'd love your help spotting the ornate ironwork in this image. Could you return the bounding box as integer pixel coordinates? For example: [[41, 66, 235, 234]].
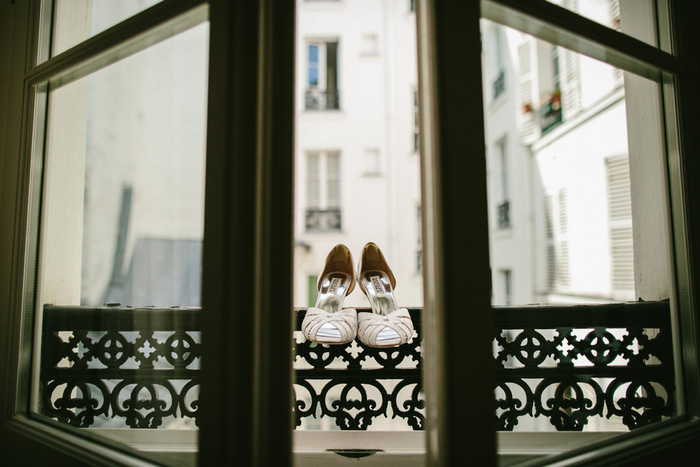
[[539, 93, 563, 133], [305, 88, 340, 110], [40, 306, 201, 429], [293, 308, 424, 430], [305, 207, 342, 231], [493, 302, 674, 431], [40, 301, 673, 432]]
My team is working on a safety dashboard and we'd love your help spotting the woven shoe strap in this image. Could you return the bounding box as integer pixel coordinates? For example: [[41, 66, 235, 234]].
[[357, 308, 414, 347], [301, 307, 358, 344]]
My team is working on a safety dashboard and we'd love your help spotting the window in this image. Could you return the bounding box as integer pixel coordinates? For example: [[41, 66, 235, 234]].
[[417, 204, 423, 273], [413, 88, 420, 152], [3, 0, 700, 466], [305, 40, 339, 110], [499, 269, 512, 305], [305, 151, 341, 231], [495, 137, 510, 229], [492, 25, 507, 99]]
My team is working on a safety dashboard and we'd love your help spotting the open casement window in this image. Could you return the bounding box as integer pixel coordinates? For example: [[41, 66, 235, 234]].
[[2, 1, 700, 467], [305, 40, 339, 110], [0, 0, 295, 465]]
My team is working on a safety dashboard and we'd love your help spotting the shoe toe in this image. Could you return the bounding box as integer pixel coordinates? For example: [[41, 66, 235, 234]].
[[375, 327, 401, 346], [316, 322, 342, 342]]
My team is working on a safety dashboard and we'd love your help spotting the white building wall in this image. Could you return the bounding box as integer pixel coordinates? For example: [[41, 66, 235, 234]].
[[483, 0, 633, 306], [294, 0, 421, 309], [484, 23, 538, 306]]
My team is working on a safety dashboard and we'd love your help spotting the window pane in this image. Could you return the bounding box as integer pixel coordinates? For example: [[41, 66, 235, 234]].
[[482, 18, 677, 461], [294, 0, 423, 458], [545, 0, 660, 48], [52, 0, 163, 57], [34, 21, 208, 464], [308, 44, 319, 86]]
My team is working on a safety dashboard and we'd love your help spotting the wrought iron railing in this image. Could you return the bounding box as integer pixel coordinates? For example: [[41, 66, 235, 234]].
[[305, 208, 341, 231], [305, 88, 340, 110], [40, 301, 673, 431], [539, 95, 563, 133], [497, 200, 510, 229]]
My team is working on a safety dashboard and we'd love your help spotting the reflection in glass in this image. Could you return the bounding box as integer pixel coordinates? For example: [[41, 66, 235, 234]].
[[52, 0, 163, 57], [545, 0, 661, 48], [35, 22, 208, 463], [483, 20, 633, 307], [482, 15, 675, 461]]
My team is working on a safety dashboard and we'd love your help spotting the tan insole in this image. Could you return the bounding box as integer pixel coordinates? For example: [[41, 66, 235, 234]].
[[360, 271, 399, 316]]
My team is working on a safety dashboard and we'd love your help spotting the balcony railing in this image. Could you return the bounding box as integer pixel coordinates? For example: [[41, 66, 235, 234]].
[[493, 69, 506, 100], [497, 200, 510, 229], [305, 88, 340, 110], [305, 207, 341, 231], [539, 94, 563, 133], [40, 300, 673, 431]]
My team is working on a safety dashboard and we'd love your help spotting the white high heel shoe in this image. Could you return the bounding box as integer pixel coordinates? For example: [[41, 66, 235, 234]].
[[301, 244, 357, 344], [356, 242, 414, 347]]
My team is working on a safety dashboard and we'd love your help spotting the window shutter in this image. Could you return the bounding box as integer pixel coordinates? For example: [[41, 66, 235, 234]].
[[561, 48, 581, 118], [609, 0, 621, 29], [607, 155, 635, 291], [558, 240, 570, 288], [545, 194, 554, 239], [306, 152, 320, 208], [326, 151, 340, 208], [609, 0, 624, 85], [558, 189, 568, 234], [547, 244, 556, 291], [518, 37, 538, 143]]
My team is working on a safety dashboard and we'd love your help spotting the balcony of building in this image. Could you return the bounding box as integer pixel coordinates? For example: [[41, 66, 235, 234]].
[[305, 88, 340, 111], [39, 299, 674, 461]]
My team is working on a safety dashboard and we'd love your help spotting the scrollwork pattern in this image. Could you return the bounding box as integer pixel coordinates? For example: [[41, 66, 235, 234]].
[[41, 303, 673, 431]]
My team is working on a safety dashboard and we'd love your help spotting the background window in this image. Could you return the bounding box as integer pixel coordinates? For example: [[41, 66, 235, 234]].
[[305, 151, 341, 231], [305, 40, 339, 110]]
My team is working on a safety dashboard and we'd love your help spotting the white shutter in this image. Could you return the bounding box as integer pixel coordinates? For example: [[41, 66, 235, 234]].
[[561, 48, 581, 118], [545, 194, 554, 239], [607, 155, 635, 291], [609, 0, 624, 85], [609, 0, 621, 29], [306, 152, 320, 208], [559, 240, 570, 288], [518, 37, 538, 143], [547, 244, 556, 291], [558, 189, 568, 234]]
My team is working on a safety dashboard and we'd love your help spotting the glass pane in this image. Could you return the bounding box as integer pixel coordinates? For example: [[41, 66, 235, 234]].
[[545, 0, 659, 47], [34, 21, 208, 464], [294, 0, 424, 459], [52, 0, 163, 57], [481, 18, 676, 462]]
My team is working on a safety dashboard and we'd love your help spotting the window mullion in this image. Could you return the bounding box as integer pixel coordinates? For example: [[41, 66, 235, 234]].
[[27, 0, 207, 90], [482, 0, 678, 80], [200, 0, 294, 465], [417, 0, 496, 465]]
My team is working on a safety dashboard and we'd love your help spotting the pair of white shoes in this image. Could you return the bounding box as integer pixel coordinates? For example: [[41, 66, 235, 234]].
[[301, 243, 415, 348]]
